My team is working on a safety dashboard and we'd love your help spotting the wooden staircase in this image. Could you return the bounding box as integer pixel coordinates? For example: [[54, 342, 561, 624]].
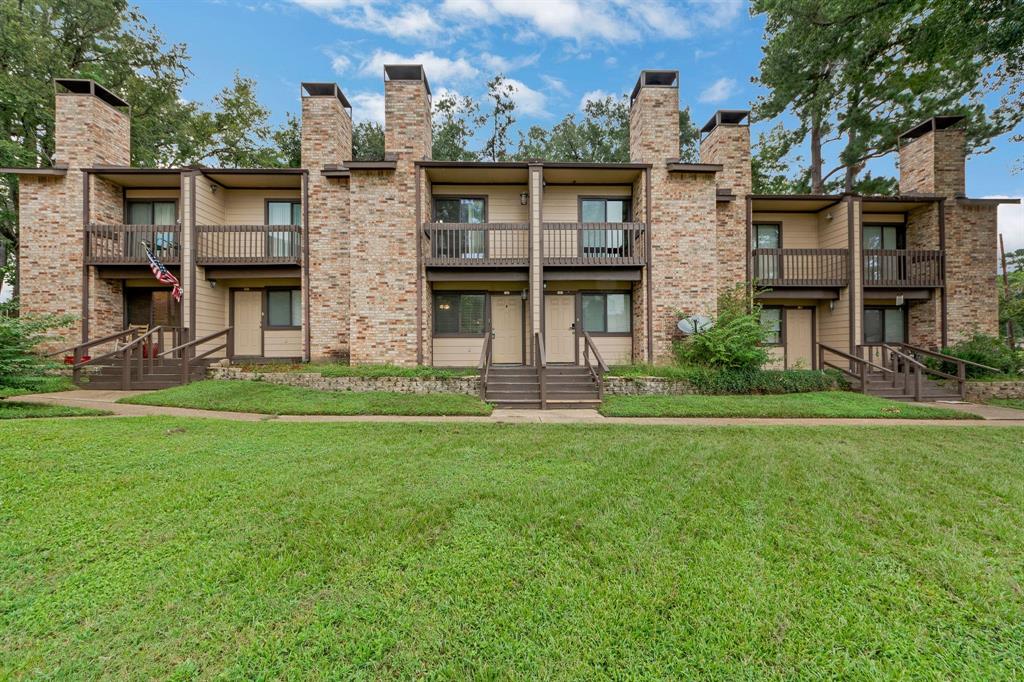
[[819, 342, 1000, 403], [55, 326, 233, 391]]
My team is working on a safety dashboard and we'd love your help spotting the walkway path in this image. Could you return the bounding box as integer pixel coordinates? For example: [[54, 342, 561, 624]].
[[7, 390, 1024, 427]]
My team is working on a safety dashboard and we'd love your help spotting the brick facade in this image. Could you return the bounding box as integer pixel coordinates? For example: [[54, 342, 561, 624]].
[[700, 123, 751, 291]]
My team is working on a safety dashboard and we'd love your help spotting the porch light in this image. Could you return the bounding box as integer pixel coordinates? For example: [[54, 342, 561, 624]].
[[520, 191, 528, 205], [438, 303, 451, 310]]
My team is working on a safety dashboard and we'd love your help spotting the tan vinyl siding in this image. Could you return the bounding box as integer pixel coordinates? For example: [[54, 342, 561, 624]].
[[861, 212, 905, 224], [765, 346, 785, 369], [193, 268, 229, 357], [577, 335, 632, 365], [541, 185, 631, 221], [222, 189, 300, 224], [432, 337, 484, 367], [263, 329, 302, 358], [816, 202, 853, 360], [752, 212, 819, 248], [198, 189, 300, 261], [431, 185, 528, 223]]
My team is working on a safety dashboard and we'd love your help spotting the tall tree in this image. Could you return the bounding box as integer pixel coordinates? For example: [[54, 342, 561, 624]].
[[352, 121, 384, 161], [752, 0, 1021, 193], [187, 73, 280, 168], [476, 75, 517, 161], [432, 92, 479, 161]]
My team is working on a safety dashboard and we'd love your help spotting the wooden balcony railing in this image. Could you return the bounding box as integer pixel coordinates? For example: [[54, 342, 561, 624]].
[[423, 222, 529, 266], [195, 225, 302, 265], [751, 248, 849, 287], [863, 249, 944, 287], [542, 222, 646, 266], [85, 224, 181, 264]]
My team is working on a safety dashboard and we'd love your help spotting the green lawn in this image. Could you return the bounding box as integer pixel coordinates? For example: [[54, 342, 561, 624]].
[[989, 398, 1024, 410], [119, 380, 492, 416], [0, 375, 74, 399], [1, 419, 1023, 677], [0, 400, 109, 419], [235, 362, 477, 379], [600, 391, 977, 419]]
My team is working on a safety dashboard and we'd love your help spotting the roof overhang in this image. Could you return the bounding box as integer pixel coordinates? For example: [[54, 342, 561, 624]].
[[667, 161, 722, 174], [201, 168, 304, 189], [957, 197, 1021, 207], [751, 195, 843, 212], [83, 167, 184, 188], [0, 166, 68, 177]]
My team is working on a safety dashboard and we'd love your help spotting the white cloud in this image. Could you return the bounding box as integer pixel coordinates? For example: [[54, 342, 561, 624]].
[[350, 91, 385, 124], [327, 52, 350, 74], [579, 89, 612, 110], [605, 56, 617, 66], [358, 49, 478, 85], [697, 0, 744, 29], [698, 77, 738, 104], [694, 48, 718, 60], [480, 52, 540, 74], [504, 78, 548, 116], [541, 75, 569, 96], [996, 199, 1024, 257], [290, 0, 441, 41]]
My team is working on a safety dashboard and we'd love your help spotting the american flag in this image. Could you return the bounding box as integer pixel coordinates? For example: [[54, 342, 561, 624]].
[[143, 241, 182, 302]]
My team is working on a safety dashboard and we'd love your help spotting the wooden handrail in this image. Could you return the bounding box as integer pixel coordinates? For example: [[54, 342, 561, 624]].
[[158, 327, 233, 386], [582, 331, 609, 373], [478, 325, 493, 400], [897, 342, 1002, 373], [47, 328, 137, 358], [158, 327, 232, 358], [75, 326, 163, 367], [535, 332, 547, 410], [817, 343, 892, 374], [581, 331, 608, 401]]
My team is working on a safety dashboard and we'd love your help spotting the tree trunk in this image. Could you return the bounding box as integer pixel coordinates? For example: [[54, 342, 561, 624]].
[[810, 113, 823, 193]]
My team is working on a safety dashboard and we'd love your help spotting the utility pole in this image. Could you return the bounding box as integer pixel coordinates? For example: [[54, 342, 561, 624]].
[[1000, 233, 1016, 350]]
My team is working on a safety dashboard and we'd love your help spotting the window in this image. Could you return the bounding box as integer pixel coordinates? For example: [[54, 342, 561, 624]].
[[266, 289, 301, 328], [581, 198, 631, 257], [433, 198, 486, 260], [863, 307, 906, 344], [581, 293, 631, 334], [266, 201, 301, 258], [752, 223, 781, 281], [126, 200, 178, 258], [863, 225, 906, 283], [433, 293, 486, 335], [760, 308, 783, 345]]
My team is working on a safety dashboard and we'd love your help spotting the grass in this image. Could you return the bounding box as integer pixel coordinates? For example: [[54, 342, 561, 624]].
[[606, 364, 844, 394], [2, 419, 1024, 677], [235, 362, 477, 379], [988, 398, 1024, 410], [0, 400, 109, 419], [119, 380, 492, 416], [0, 374, 74, 399], [600, 391, 978, 419]]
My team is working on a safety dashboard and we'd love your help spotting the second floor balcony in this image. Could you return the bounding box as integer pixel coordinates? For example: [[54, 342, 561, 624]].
[[195, 224, 302, 266], [863, 249, 943, 288], [85, 223, 181, 265], [752, 248, 849, 288]]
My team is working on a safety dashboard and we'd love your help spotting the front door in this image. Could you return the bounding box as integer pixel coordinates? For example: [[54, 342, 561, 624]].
[[785, 308, 813, 369], [545, 294, 576, 363], [491, 295, 523, 364], [233, 290, 263, 356]]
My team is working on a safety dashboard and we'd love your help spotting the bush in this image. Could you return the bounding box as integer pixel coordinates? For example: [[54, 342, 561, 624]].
[[0, 302, 74, 388], [673, 285, 768, 371], [935, 333, 1022, 379], [608, 364, 845, 395]]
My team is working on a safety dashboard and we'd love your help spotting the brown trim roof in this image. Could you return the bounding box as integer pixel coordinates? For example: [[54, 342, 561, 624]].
[[0, 166, 68, 176], [667, 162, 722, 173]]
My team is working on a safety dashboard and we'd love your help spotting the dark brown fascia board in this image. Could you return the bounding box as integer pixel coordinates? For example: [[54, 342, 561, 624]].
[[415, 160, 652, 170], [751, 193, 843, 201], [756, 288, 840, 300], [201, 168, 307, 174], [666, 161, 723, 173], [343, 160, 397, 171], [899, 115, 966, 141], [860, 193, 943, 203], [320, 166, 351, 178], [81, 166, 185, 174], [416, 160, 529, 168], [716, 193, 737, 203], [544, 161, 652, 170], [0, 166, 68, 176], [957, 197, 1021, 206]]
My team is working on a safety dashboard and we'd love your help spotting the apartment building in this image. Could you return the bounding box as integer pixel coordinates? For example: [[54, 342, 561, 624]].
[[4, 68, 1012, 377]]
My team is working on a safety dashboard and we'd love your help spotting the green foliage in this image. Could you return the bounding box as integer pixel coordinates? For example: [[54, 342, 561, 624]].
[[476, 75, 517, 161], [432, 92, 479, 161], [673, 285, 769, 371], [1000, 267, 1024, 339], [0, 303, 73, 386], [271, 113, 302, 168], [0, 401, 108, 419], [609, 364, 844, 394], [937, 333, 1023, 378], [352, 121, 385, 161]]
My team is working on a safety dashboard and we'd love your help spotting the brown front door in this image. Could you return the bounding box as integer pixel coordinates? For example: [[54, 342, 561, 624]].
[[491, 295, 523, 364], [545, 294, 576, 363], [785, 308, 814, 369], [233, 290, 263, 356]]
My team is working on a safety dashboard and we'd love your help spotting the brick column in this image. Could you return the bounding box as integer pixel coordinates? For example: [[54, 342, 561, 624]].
[[699, 111, 751, 291]]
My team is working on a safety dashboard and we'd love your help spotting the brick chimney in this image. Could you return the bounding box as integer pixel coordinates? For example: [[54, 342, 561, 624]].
[[384, 64, 432, 160], [700, 110, 751, 290], [300, 82, 352, 167], [898, 116, 966, 197], [54, 79, 130, 169], [628, 70, 718, 361]]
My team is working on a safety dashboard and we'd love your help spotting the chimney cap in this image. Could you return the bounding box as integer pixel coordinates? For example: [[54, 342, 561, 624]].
[[700, 109, 750, 135], [629, 70, 679, 106], [54, 78, 129, 109], [899, 115, 965, 141], [383, 64, 431, 96], [301, 82, 352, 111]]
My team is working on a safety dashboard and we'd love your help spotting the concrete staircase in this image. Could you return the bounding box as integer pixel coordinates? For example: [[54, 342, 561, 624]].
[[485, 365, 602, 409]]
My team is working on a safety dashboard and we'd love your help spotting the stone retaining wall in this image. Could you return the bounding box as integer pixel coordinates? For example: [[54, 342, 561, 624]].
[[602, 376, 698, 396], [963, 381, 1024, 403], [209, 367, 480, 396]]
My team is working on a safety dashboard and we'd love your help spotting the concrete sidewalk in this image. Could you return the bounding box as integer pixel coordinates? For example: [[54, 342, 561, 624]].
[[6, 390, 1024, 427]]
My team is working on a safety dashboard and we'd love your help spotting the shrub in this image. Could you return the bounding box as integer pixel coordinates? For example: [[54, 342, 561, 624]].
[[608, 364, 845, 395], [935, 333, 1022, 379], [673, 284, 768, 371], [0, 302, 73, 388]]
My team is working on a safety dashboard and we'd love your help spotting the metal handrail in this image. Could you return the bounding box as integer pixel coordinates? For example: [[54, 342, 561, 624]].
[[535, 332, 547, 410]]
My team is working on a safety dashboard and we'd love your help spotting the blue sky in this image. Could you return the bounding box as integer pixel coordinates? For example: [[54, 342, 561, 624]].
[[138, 0, 1022, 250]]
